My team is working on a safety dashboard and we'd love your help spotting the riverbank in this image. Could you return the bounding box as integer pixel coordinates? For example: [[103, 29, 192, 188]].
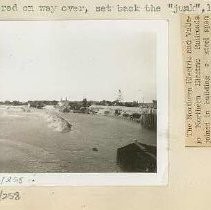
[[44, 111, 72, 133], [88, 105, 157, 130]]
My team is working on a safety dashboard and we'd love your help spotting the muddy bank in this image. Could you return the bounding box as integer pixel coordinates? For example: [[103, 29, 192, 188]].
[[44, 112, 72, 133]]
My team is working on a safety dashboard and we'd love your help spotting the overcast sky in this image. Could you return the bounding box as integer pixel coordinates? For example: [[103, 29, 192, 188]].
[[0, 20, 156, 102]]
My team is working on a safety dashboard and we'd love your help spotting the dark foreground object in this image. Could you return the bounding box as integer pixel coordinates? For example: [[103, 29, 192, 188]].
[[117, 142, 156, 172]]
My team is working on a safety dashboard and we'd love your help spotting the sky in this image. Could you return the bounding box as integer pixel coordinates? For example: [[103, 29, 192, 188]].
[[0, 20, 156, 102]]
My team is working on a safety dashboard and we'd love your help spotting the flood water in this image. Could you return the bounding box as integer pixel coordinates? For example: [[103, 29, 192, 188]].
[[0, 106, 156, 172]]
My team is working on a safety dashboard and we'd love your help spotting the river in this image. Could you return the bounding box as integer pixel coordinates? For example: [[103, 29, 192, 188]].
[[0, 106, 156, 172]]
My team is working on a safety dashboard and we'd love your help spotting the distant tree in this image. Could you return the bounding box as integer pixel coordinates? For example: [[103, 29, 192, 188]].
[[124, 101, 139, 107], [28, 101, 44, 109], [5, 101, 11, 105], [12, 101, 20, 106]]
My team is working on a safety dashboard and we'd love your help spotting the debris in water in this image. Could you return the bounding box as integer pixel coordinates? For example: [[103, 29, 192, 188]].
[[92, 147, 98, 152]]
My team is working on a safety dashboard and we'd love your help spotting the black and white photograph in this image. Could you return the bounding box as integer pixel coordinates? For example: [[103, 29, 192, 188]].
[[0, 20, 168, 185]]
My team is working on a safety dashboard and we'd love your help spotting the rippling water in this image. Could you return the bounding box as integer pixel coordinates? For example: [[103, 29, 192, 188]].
[[0, 106, 156, 172]]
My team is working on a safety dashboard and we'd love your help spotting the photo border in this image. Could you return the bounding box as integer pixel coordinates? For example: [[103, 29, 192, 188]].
[[0, 19, 168, 186]]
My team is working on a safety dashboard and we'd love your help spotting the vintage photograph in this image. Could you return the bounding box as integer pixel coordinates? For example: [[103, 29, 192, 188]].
[[0, 20, 166, 176]]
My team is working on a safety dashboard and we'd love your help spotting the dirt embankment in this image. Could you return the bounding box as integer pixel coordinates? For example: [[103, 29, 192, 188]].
[[43, 111, 72, 133]]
